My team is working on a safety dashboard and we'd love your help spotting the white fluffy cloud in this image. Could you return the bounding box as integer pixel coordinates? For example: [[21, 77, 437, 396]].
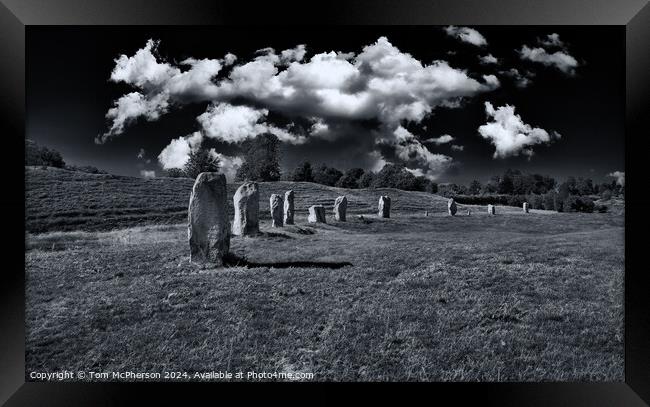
[[539, 33, 565, 49], [519, 45, 578, 75], [390, 126, 452, 179], [478, 102, 561, 158], [157, 131, 204, 169], [425, 134, 454, 145], [106, 36, 501, 179], [137, 148, 145, 159], [499, 68, 534, 88], [451, 144, 464, 151], [209, 149, 244, 182], [479, 54, 498, 65], [444, 26, 487, 47], [197, 103, 305, 144], [608, 171, 625, 186]]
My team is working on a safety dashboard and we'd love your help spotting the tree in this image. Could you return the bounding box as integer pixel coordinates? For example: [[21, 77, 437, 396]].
[[335, 168, 365, 189], [372, 163, 422, 190], [236, 133, 282, 181], [291, 161, 314, 182], [426, 181, 438, 194], [468, 180, 482, 195], [184, 148, 220, 179], [313, 164, 343, 186], [576, 177, 594, 196], [25, 139, 66, 168], [358, 172, 375, 188]]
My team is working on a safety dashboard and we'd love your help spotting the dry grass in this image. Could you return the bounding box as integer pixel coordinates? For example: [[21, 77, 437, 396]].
[[25, 202, 624, 381]]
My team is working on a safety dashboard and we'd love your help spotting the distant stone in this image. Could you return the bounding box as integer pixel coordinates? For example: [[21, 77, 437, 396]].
[[188, 172, 230, 265], [467, 209, 471, 216], [447, 198, 457, 216], [308, 205, 326, 223], [283, 190, 294, 225], [378, 196, 391, 218], [270, 194, 283, 227], [523, 202, 530, 213], [232, 182, 259, 235], [487, 204, 496, 215], [334, 196, 347, 221], [425, 210, 429, 217]]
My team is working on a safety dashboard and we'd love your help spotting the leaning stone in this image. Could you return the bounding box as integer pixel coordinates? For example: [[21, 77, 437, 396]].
[[378, 196, 391, 218], [188, 172, 230, 265], [487, 204, 496, 215], [448, 198, 457, 216], [523, 202, 530, 213], [308, 205, 326, 223], [270, 194, 283, 227], [334, 196, 347, 221], [232, 182, 260, 235], [283, 190, 294, 225]]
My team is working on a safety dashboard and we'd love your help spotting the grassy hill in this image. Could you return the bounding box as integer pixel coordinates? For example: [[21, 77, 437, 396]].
[[27, 166, 478, 233], [24, 166, 624, 381]]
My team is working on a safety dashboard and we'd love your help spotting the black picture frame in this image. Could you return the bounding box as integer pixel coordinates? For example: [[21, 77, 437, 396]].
[[1, 0, 647, 404]]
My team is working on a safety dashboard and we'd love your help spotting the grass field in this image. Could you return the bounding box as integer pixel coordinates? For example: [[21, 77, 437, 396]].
[[25, 167, 624, 381]]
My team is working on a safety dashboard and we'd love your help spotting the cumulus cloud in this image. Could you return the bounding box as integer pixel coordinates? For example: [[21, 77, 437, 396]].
[[425, 134, 454, 145], [197, 103, 305, 144], [209, 149, 244, 182], [518, 45, 578, 75], [538, 33, 566, 49], [608, 171, 625, 186], [444, 26, 487, 47], [157, 131, 204, 169], [451, 144, 464, 151], [478, 101, 561, 158], [140, 170, 156, 178], [137, 148, 145, 159], [105, 36, 501, 179], [479, 54, 498, 65], [499, 68, 535, 88], [387, 126, 452, 179]]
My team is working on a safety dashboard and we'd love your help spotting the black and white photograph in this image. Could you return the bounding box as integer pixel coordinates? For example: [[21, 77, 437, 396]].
[[24, 25, 625, 382]]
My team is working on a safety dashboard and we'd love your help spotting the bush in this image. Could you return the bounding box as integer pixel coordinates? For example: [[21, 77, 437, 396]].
[[165, 168, 187, 178], [66, 165, 107, 174], [236, 133, 282, 181], [600, 189, 612, 201], [563, 195, 595, 213], [529, 194, 544, 210]]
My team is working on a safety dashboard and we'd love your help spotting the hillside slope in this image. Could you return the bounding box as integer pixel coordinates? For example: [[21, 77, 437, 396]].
[[26, 166, 459, 233]]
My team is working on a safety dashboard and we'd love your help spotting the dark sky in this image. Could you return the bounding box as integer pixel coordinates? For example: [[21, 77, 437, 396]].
[[26, 26, 624, 184]]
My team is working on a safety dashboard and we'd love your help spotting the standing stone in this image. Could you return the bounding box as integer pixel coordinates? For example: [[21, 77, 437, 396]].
[[378, 196, 391, 218], [467, 209, 471, 216], [487, 204, 496, 215], [523, 202, 530, 213], [308, 205, 326, 223], [447, 198, 457, 216], [283, 190, 294, 225], [188, 172, 230, 265], [232, 182, 259, 236], [270, 194, 283, 227], [334, 196, 347, 221], [425, 211, 429, 217]]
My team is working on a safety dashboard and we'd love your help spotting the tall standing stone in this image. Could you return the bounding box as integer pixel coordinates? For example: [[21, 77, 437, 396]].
[[523, 202, 530, 213], [467, 209, 471, 216], [283, 190, 294, 225], [308, 205, 326, 223], [334, 196, 347, 221], [270, 194, 283, 227], [487, 204, 496, 215], [447, 198, 457, 216], [378, 196, 391, 218], [232, 182, 259, 236], [188, 172, 230, 265]]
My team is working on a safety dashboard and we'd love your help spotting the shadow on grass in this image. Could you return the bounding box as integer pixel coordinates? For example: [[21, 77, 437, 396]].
[[224, 253, 352, 269]]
